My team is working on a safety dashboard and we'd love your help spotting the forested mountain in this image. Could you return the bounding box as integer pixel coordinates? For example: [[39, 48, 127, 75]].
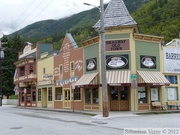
[[132, 0, 180, 42], [9, 0, 151, 45]]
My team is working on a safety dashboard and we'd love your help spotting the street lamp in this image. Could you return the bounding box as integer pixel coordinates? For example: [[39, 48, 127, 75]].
[[84, 0, 109, 117], [0, 41, 5, 106]]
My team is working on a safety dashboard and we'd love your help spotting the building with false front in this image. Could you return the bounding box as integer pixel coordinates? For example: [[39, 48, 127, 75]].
[[14, 0, 174, 111], [14, 42, 55, 107]]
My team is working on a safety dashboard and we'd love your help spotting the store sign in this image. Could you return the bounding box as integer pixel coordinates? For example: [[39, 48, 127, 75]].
[[106, 40, 129, 51], [106, 54, 129, 70], [56, 76, 79, 86], [163, 47, 180, 73], [38, 80, 52, 86], [140, 55, 156, 69], [86, 58, 97, 71], [43, 74, 53, 80]]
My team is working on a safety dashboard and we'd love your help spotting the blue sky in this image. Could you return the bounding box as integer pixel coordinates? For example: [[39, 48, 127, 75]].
[[0, 0, 110, 37]]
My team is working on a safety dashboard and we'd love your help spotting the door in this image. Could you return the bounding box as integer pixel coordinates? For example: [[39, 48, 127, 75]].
[[42, 88, 47, 108], [110, 87, 119, 111], [64, 89, 71, 108], [120, 86, 129, 111]]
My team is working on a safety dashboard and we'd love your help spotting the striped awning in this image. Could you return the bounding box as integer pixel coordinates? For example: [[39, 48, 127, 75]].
[[75, 72, 98, 86], [106, 70, 131, 86], [137, 71, 170, 86]]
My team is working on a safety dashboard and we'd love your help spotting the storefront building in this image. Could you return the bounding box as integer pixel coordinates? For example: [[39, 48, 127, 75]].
[[37, 44, 58, 108], [163, 39, 180, 108], [54, 33, 84, 110], [14, 42, 37, 107], [75, 0, 170, 111]]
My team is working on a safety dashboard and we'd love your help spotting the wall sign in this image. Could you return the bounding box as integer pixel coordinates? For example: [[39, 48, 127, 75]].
[[140, 55, 156, 69], [56, 76, 79, 86], [163, 47, 180, 73], [106, 39, 129, 51], [86, 58, 97, 71], [106, 54, 129, 70]]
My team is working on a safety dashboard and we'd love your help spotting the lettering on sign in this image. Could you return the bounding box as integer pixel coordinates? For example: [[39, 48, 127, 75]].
[[106, 40, 129, 51], [56, 76, 79, 86]]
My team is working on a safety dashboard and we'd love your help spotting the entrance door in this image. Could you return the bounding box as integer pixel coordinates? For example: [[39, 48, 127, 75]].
[[110, 87, 119, 110], [120, 86, 129, 111], [64, 89, 71, 108], [110, 86, 129, 111], [42, 88, 47, 108]]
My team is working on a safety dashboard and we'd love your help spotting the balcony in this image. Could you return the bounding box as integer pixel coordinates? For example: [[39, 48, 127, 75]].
[[14, 73, 37, 83]]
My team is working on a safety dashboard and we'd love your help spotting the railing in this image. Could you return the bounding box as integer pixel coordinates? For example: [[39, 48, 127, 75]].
[[14, 74, 37, 82]]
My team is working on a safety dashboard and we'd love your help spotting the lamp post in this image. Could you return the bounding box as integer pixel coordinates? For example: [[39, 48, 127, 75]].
[[84, 0, 109, 117], [0, 41, 5, 106]]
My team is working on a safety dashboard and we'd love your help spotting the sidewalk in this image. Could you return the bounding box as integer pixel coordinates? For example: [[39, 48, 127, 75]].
[[2, 105, 180, 119]]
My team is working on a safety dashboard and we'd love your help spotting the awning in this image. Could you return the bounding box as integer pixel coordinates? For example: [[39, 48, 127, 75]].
[[137, 71, 170, 86], [75, 72, 98, 86], [106, 70, 131, 86]]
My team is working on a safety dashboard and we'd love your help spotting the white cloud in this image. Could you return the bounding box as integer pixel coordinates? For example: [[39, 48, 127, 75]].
[[0, 0, 110, 37]]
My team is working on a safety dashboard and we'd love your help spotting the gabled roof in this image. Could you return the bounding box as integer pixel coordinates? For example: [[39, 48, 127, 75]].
[[93, 0, 137, 29]]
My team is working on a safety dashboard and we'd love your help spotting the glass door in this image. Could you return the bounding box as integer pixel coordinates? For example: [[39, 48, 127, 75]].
[[64, 89, 71, 108]]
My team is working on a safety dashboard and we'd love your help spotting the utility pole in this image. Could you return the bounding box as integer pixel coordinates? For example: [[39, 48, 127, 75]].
[[0, 40, 6, 106], [100, 0, 109, 117], [84, 0, 109, 117]]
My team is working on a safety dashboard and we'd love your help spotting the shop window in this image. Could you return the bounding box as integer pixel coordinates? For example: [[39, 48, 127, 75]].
[[38, 89, 41, 101], [138, 87, 147, 103], [150, 88, 159, 102], [165, 75, 177, 84], [59, 65, 63, 80], [85, 89, 91, 104], [48, 87, 52, 101], [85, 88, 99, 104], [74, 88, 81, 100], [22, 92, 24, 102], [55, 87, 62, 100], [93, 88, 99, 104], [27, 90, 31, 102], [32, 91, 36, 101], [111, 87, 118, 100], [70, 62, 74, 77], [166, 87, 178, 101]]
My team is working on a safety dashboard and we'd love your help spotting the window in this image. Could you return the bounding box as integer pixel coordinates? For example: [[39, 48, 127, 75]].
[[138, 87, 147, 103], [111, 87, 118, 100], [166, 87, 178, 101], [85, 88, 99, 104], [70, 62, 74, 77], [43, 68, 46, 74], [20, 66, 25, 76], [165, 75, 177, 84], [74, 88, 81, 100], [32, 91, 36, 101], [48, 87, 52, 101], [29, 65, 33, 74], [59, 65, 63, 79], [38, 89, 41, 101], [93, 88, 99, 104], [55, 87, 62, 100]]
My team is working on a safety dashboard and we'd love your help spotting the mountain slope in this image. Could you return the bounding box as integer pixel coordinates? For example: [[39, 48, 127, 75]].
[[10, 0, 151, 40]]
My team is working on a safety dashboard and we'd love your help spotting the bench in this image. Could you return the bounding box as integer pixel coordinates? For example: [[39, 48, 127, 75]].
[[151, 102, 166, 110], [167, 101, 180, 110]]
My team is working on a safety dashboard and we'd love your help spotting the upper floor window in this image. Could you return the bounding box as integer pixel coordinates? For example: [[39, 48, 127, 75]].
[[19, 66, 25, 76], [70, 62, 74, 77], [29, 65, 33, 74], [43, 68, 46, 74], [165, 75, 177, 84], [59, 65, 63, 80]]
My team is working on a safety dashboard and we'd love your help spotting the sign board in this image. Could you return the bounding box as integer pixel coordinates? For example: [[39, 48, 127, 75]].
[[131, 80, 137, 89], [131, 74, 137, 80]]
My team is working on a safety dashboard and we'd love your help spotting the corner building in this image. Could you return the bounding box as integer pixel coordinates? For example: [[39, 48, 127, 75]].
[[75, 0, 170, 111]]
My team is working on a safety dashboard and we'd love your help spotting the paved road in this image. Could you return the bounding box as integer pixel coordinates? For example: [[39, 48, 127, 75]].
[[1, 106, 180, 135]]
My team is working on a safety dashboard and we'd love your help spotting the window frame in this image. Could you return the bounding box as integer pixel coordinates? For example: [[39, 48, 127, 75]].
[[48, 87, 52, 101], [55, 87, 62, 100]]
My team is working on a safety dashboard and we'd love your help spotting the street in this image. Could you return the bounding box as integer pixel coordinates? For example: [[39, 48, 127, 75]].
[[1, 106, 180, 135]]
